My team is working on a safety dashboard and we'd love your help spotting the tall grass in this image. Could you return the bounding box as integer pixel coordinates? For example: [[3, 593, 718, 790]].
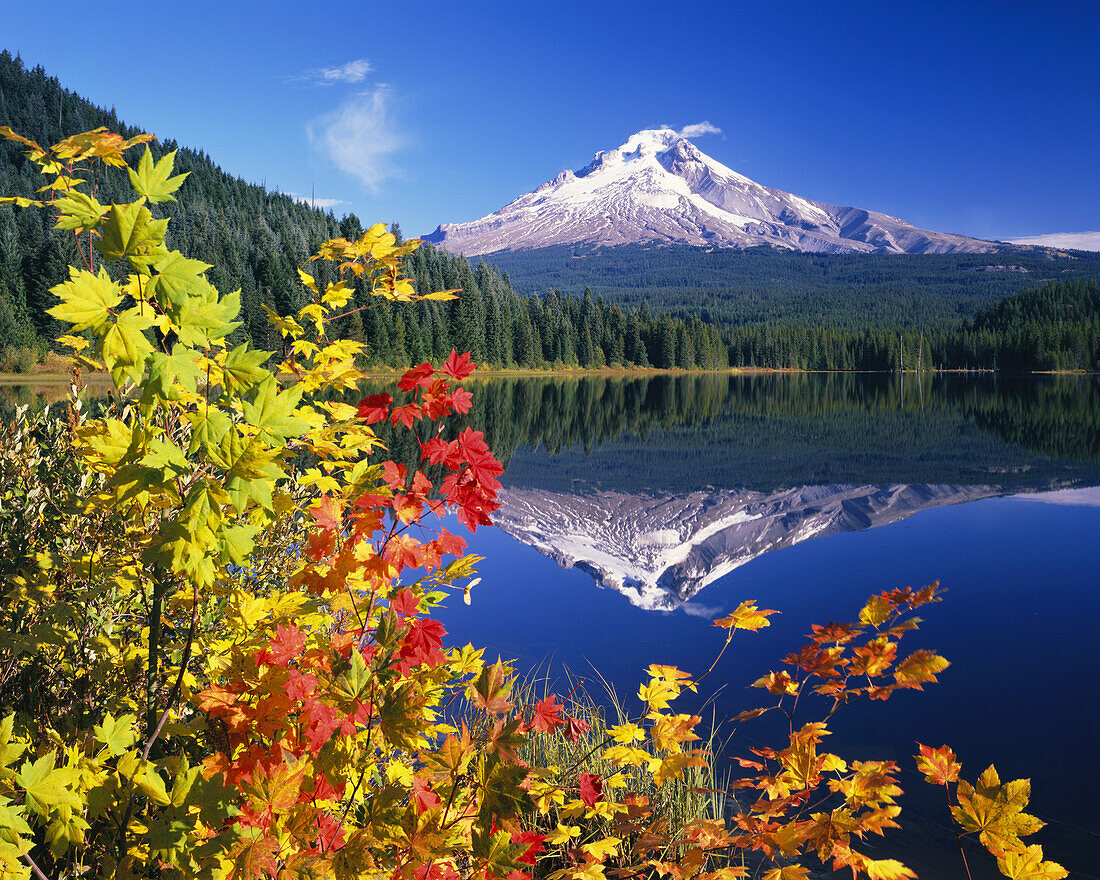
[[515, 669, 728, 836]]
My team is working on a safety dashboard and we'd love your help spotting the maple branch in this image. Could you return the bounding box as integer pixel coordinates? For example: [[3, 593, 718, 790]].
[[946, 783, 974, 880], [143, 582, 200, 761], [21, 854, 49, 880]]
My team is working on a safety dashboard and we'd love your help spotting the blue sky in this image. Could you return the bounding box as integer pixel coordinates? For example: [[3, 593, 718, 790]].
[[4, 0, 1098, 246]]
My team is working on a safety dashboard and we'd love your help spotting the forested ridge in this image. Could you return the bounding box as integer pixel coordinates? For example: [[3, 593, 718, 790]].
[[1, 49, 1098, 374], [487, 242, 1100, 327]]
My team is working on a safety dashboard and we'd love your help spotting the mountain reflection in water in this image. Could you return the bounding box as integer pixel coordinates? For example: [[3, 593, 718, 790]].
[[394, 372, 1098, 609]]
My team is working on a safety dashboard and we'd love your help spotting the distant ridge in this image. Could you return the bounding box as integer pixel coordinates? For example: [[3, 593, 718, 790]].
[[425, 128, 1016, 257]]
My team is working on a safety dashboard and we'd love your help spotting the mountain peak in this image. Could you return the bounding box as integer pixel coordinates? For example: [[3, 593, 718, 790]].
[[424, 130, 1004, 257]]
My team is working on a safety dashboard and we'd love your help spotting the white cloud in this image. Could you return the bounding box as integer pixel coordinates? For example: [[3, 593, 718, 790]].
[[308, 86, 404, 190], [285, 193, 347, 210], [678, 121, 722, 138], [1009, 231, 1100, 251], [291, 58, 373, 86], [681, 602, 723, 619]]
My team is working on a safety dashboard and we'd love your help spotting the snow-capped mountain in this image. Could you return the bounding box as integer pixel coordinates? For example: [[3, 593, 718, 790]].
[[492, 483, 1003, 610], [425, 128, 1007, 256]]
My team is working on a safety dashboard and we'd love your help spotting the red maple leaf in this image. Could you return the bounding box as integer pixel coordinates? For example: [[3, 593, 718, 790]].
[[410, 776, 441, 814], [305, 529, 336, 561], [285, 670, 318, 703], [391, 493, 423, 524], [578, 772, 604, 806], [357, 392, 392, 423], [434, 528, 466, 557], [529, 696, 566, 734], [447, 386, 473, 414], [302, 699, 343, 755], [390, 588, 421, 618], [384, 533, 424, 572], [390, 403, 423, 429], [398, 362, 435, 392], [511, 830, 546, 865], [382, 460, 408, 490], [564, 715, 591, 743], [414, 861, 460, 880], [397, 617, 447, 672], [309, 495, 343, 531], [267, 624, 306, 667], [421, 437, 460, 468], [442, 349, 476, 379]]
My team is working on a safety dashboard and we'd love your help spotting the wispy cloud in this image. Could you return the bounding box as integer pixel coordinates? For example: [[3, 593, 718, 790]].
[[308, 85, 404, 190], [290, 58, 373, 87], [285, 193, 347, 210], [678, 121, 722, 138], [681, 602, 723, 619], [1009, 231, 1100, 252]]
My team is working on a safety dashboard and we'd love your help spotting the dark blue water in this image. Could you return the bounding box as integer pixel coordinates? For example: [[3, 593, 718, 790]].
[[421, 374, 1100, 879]]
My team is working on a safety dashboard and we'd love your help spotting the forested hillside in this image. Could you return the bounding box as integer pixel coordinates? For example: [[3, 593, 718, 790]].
[[722, 279, 1100, 371], [486, 243, 1100, 328]]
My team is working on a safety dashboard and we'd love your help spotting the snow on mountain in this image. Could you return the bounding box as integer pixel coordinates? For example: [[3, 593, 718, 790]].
[[424, 128, 1006, 256], [491, 482, 1002, 610]]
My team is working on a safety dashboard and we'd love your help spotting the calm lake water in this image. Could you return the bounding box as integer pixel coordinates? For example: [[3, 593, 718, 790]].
[[9, 372, 1097, 877], [422, 373, 1099, 880]]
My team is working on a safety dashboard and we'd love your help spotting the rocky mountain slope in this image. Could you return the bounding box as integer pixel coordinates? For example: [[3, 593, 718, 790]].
[[492, 482, 1004, 610], [425, 128, 1012, 257]]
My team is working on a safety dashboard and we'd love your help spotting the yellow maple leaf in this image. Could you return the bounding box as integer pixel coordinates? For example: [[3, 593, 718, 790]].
[[714, 600, 778, 631]]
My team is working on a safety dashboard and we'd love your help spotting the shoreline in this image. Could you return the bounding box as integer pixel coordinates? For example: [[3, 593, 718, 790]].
[[0, 366, 1095, 384]]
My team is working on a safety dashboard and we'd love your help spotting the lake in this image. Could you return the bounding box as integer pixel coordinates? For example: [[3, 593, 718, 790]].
[[420, 372, 1099, 880]]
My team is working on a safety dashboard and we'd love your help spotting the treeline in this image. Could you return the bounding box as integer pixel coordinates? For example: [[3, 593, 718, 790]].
[[354, 241, 730, 368], [0, 50, 729, 371], [0, 49, 341, 353], [723, 279, 1100, 372]]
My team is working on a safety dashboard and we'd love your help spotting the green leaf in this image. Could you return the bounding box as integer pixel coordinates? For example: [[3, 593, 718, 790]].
[[176, 285, 241, 347], [46, 809, 90, 858], [242, 376, 308, 446], [0, 803, 32, 840], [141, 438, 190, 479], [223, 344, 271, 394], [169, 756, 201, 809], [219, 522, 262, 566], [128, 147, 190, 204], [101, 306, 155, 382], [0, 716, 24, 769], [47, 266, 122, 332], [142, 249, 212, 307], [181, 480, 222, 534], [94, 201, 167, 261], [52, 189, 107, 232], [144, 346, 203, 406], [93, 713, 138, 757], [334, 647, 371, 702], [17, 753, 80, 815], [153, 520, 218, 587], [188, 408, 232, 457]]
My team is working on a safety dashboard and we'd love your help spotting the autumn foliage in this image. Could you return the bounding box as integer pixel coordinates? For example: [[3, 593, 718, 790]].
[[0, 126, 1066, 880]]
